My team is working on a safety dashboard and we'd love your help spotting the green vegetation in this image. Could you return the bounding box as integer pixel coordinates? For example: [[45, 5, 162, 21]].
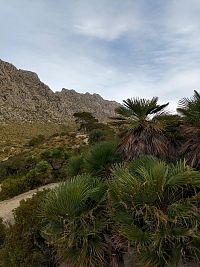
[[0, 133, 88, 200], [0, 176, 30, 200], [42, 175, 109, 267], [0, 122, 67, 161], [74, 111, 115, 144], [0, 190, 56, 267], [111, 97, 173, 161], [177, 90, 200, 169], [0, 219, 5, 248], [63, 155, 85, 177], [40, 147, 69, 170], [73, 111, 99, 133], [28, 134, 45, 147], [85, 141, 121, 177], [0, 91, 200, 266], [41, 156, 200, 267], [110, 156, 200, 266]]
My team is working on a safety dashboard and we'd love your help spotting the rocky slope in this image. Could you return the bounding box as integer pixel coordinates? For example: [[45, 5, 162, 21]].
[[0, 59, 118, 122]]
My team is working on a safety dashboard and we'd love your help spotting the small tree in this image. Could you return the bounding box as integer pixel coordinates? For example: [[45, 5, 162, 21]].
[[41, 148, 67, 170], [73, 112, 98, 133]]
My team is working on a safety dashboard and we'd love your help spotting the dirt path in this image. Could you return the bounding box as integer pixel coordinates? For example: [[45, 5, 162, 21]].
[[0, 183, 59, 223]]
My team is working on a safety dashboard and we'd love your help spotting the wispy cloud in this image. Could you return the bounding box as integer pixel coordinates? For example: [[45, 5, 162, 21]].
[[73, 1, 141, 41], [0, 0, 200, 112]]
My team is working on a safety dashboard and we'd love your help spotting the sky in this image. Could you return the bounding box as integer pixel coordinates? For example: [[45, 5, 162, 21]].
[[0, 0, 200, 111]]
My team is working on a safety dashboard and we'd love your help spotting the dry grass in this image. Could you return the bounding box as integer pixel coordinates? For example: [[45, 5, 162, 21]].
[[0, 122, 77, 160]]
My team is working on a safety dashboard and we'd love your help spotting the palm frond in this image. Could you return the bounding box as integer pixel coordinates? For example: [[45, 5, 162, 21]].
[[42, 175, 110, 266], [177, 90, 200, 127], [122, 97, 159, 119], [114, 106, 133, 117], [109, 155, 200, 267], [120, 224, 152, 245], [167, 171, 200, 186], [85, 141, 122, 178], [149, 102, 169, 115], [111, 96, 172, 161]]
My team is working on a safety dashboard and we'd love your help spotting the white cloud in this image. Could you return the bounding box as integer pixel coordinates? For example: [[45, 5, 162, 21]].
[[72, 0, 141, 41], [0, 0, 200, 113], [74, 14, 140, 41]]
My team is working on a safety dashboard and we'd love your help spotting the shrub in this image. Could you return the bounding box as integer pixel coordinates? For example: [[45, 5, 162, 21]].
[[26, 160, 53, 187], [40, 149, 51, 161], [35, 160, 51, 173], [24, 155, 37, 169], [88, 125, 115, 144], [0, 156, 59, 201], [73, 112, 98, 133], [28, 134, 45, 147], [85, 141, 122, 178], [41, 148, 68, 170], [0, 167, 7, 182], [50, 148, 66, 170], [0, 155, 25, 177], [0, 190, 56, 267], [63, 155, 85, 177], [0, 218, 6, 247], [0, 155, 37, 182], [0, 177, 31, 200], [88, 129, 107, 144]]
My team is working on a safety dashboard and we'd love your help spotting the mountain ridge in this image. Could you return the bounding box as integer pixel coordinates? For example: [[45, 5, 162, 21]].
[[0, 59, 118, 122]]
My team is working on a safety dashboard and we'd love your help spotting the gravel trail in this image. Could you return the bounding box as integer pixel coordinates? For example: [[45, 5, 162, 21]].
[[0, 183, 59, 223]]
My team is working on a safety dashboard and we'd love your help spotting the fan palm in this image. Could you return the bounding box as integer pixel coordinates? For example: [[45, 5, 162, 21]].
[[42, 175, 123, 267], [177, 90, 200, 169], [111, 97, 172, 161], [85, 141, 122, 178], [109, 156, 200, 267], [177, 90, 200, 127]]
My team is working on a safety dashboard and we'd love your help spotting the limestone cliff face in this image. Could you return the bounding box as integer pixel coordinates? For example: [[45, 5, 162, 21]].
[[0, 59, 118, 122], [55, 89, 118, 120]]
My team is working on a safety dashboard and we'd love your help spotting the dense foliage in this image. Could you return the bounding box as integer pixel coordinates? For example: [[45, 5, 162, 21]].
[[177, 90, 200, 169], [41, 156, 200, 267], [0, 190, 56, 267], [111, 97, 175, 161], [110, 156, 200, 266], [0, 91, 200, 266], [42, 175, 113, 267], [85, 141, 122, 177]]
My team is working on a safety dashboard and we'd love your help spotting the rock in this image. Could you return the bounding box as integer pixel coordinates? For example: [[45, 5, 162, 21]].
[[2, 157, 9, 161], [0, 59, 119, 122], [83, 138, 89, 144], [76, 134, 87, 139]]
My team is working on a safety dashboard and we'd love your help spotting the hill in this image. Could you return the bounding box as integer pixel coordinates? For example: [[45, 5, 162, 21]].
[[0, 59, 118, 122]]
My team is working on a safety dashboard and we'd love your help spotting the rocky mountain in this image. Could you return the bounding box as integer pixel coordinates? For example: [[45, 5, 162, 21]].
[[0, 59, 118, 122]]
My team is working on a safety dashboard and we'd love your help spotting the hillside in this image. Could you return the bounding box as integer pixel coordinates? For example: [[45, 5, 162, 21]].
[[0, 122, 67, 160], [0, 59, 118, 122]]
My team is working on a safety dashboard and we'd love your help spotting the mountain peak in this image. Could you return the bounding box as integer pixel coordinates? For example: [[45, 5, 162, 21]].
[[0, 59, 118, 122]]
